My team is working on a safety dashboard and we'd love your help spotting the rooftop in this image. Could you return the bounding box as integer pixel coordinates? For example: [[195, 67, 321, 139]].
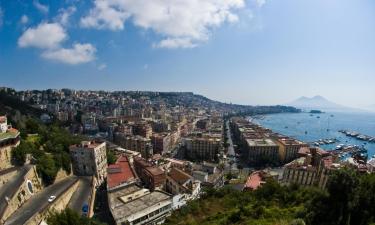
[[277, 138, 305, 146], [0, 129, 20, 142], [107, 156, 137, 189], [246, 138, 278, 147], [244, 171, 266, 191], [70, 141, 105, 150], [109, 184, 171, 221], [168, 168, 192, 185]]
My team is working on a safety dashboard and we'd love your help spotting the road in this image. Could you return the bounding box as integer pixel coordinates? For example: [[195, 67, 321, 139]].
[[67, 176, 93, 214], [0, 165, 32, 218], [4, 176, 78, 225], [225, 120, 238, 172]]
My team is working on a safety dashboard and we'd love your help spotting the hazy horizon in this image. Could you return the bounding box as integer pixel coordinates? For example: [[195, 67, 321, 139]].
[[1, 0, 374, 108]]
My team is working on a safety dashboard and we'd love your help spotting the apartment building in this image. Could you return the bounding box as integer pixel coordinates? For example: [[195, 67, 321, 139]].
[[183, 135, 221, 162], [108, 183, 172, 225], [275, 138, 308, 163], [114, 133, 153, 158], [245, 139, 279, 165], [133, 157, 166, 191], [282, 147, 341, 189], [69, 141, 107, 185]]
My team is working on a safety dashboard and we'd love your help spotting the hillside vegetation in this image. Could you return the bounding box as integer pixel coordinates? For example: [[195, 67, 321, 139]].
[[165, 169, 375, 225]]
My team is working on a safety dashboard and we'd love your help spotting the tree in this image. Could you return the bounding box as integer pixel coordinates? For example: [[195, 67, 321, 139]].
[[326, 169, 359, 225], [47, 208, 104, 225], [12, 143, 28, 165], [36, 154, 59, 185], [106, 149, 117, 165]]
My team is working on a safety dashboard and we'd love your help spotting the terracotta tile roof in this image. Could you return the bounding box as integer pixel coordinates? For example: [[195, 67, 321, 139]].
[[146, 166, 164, 176], [107, 156, 136, 189], [168, 168, 192, 185], [244, 171, 265, 191]]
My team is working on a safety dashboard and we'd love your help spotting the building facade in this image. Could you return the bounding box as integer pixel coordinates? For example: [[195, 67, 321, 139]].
[[70, 141, 107, 186]]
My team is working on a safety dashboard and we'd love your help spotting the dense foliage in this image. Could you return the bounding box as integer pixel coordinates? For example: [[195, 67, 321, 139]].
[[12, 118, 82, 185], [47, 208, 105, 225], [165, 170, 375, 225]]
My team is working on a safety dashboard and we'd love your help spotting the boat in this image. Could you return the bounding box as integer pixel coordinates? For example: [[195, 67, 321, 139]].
[[317, 116, 320, 119]]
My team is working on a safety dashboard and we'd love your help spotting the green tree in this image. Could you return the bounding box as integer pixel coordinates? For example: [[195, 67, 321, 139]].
[[12, 143, 28, 165], [36, 154, 59, 185], [47, 208, 104, 225], [106, 149, 117, 165]]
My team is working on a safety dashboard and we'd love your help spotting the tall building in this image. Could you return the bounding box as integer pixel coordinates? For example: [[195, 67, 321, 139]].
[[114, 134, 153, 158], [245, 139, 279, 165], [151, 133, 171, 155], [183, 136, 221, 162], [133, 122, 153, 138], [275, 138, 308, 163], [69, 141, 107, 186]]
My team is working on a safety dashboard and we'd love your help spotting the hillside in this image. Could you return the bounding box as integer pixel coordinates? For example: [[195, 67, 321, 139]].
[[165, 169, 375, 225]]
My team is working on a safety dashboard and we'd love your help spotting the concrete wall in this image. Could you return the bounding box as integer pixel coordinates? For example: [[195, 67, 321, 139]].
[[1, 166, 43, 222], [54, 168, 72, 183], [0, 168, 18, 189], [88, 176, 96, 218], [25, 179, 79, 225], [0, 146, 14, 170]]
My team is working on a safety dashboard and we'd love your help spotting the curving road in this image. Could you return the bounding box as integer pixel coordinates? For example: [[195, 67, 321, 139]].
[[0, 165, 32, 219], [4, 176, 78, 225]]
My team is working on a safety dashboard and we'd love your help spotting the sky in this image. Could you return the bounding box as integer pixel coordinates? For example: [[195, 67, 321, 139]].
[[0, 0, 374, 108]]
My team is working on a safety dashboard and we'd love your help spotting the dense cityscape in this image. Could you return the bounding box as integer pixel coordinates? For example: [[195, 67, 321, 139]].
[[0, 87, 374, 225], [1, 1, 375, 224]]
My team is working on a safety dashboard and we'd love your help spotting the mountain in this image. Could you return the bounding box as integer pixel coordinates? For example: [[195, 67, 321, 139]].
[[286, 95, 359, 112], [363, 104, 375, 112]]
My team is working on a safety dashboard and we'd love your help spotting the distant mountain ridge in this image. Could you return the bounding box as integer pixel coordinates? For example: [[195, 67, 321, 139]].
[[286, 95, 360, 112]]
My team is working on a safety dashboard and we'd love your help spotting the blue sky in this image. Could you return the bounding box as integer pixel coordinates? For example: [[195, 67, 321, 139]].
[[0, 0, 374, 108]]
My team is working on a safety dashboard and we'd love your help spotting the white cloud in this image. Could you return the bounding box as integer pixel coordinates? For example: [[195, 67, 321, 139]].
[[81, 0, 246, 48], [42, 43, 96, 65], [56, 6, 76, 26], [20, 15, 29, 24], [18, 22, 96, 65], [98, 63, 107, 70], [153, 38, 197, 49], [18, 23, 67, 49], [33, 0, 49, 14], [253, 0, 266, 8]]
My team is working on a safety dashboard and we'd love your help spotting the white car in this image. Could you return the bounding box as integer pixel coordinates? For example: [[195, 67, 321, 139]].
[[48, 195, 56, 203]]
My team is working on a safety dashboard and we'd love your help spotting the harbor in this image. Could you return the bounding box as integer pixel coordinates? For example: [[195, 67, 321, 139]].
[[253, 112, 375, 159], [339, 130, 375, 142]]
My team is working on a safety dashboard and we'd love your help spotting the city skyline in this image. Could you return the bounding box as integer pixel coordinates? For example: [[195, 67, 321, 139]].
[[1, 0, 375, 108]]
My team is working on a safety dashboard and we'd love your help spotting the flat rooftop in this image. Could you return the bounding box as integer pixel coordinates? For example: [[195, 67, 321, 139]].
[[109, 184, 171, 220], [0, 129, 19, 142], [246, 139, 278, 147], [277, 138, 305, 146]]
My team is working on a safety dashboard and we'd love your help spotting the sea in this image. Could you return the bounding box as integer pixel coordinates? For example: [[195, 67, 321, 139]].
[[253, 112, 375, 158]]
